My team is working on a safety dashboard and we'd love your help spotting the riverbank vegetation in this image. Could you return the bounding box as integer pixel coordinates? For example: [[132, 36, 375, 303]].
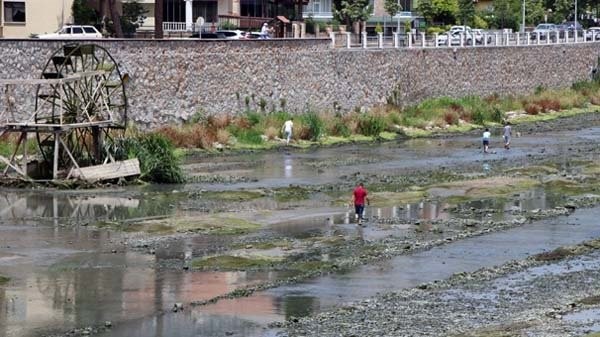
[[154, 80, 600, 152], [0, 80, 598, 184]]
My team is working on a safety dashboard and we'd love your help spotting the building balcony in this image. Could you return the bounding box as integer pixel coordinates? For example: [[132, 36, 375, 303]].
[[302, 11, 334, 19]]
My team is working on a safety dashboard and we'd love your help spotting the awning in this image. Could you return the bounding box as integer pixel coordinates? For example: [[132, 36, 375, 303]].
[[277, 16, 290, 24]]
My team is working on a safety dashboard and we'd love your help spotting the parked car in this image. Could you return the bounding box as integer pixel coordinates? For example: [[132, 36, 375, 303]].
[[242, 32, 263, 39], [36, 25, 102, 39], [530, 23, 558, 41], [437, 27, 474, 46], [215, 30, 246, 39], [472, 29, 492, 44], [190, 32, 226, 39], [586, 27, 600, 41]]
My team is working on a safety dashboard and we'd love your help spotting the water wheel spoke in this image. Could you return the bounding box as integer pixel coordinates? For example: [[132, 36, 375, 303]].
[[31, 43, 128, 179]]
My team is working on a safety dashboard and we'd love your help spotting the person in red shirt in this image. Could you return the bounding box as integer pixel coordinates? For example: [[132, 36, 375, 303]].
[[351, 182, 369, 222]]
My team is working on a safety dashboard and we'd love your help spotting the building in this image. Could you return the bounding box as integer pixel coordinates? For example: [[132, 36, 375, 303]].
[[303, 0, 419, 32], [1, 0, 74, 38]]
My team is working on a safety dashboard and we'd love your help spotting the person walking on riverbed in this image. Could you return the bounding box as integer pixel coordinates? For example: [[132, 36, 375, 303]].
[[482, 128, 491, 153], [503, 122, 512, 150], [351, 182, 369, 224], [282, 118, 293, 145]]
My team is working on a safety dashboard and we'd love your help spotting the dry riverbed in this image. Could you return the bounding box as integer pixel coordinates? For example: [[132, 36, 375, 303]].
[[8, 112, 600, 337]]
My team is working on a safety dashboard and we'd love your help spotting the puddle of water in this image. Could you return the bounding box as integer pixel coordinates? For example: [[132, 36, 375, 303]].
[[564, 308, 600, 332]]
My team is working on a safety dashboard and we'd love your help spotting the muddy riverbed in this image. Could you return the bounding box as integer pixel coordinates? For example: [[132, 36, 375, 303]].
[[1, 113, 600, 337]]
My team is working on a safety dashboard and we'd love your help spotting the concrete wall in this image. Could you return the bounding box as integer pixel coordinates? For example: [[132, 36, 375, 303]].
[[0, 38, 599, 129]]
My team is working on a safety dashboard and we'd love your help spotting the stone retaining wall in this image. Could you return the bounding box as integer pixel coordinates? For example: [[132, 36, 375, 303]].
[[0, 38, 599, 129]]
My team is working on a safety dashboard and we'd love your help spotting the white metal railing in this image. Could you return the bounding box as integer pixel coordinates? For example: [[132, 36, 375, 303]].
[[163, 22, 188, 32], [163, 21, 217, 33], [335, 30, 595, 49]]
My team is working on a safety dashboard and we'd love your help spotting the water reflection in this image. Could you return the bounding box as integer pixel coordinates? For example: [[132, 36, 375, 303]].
[[0, 191, 178, 225]]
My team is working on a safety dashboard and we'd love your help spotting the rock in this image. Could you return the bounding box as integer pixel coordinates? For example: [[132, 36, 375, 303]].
[[105, 321, 112, 327], [173, 303, 184, 312]]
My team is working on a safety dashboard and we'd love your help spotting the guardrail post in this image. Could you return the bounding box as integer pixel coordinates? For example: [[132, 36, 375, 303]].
[[394, 33, 399, 48], [447, 33, 451, 47], [575, 30, 578, 43], [565, 30, 569, 43], [408, 33, 412, 48], [484, 33, 488, 46], [526, 32, 530, 45], [421, 32, 426, 47], [536, 32, 540, 44], [434, 33, 438, 47], [516, 32, 520, 45], [495, 33, 499, 46], [362, 31, 367, 48], [346, 32, 352, 48], [504, 32, 508, 46], [378, 32, 383, 48], [330, 32, 335, 47], [546, 32, 550, 44], [472, 34, 476, 46], [460, 33, 464, 47], [583, 30, 587, 43]]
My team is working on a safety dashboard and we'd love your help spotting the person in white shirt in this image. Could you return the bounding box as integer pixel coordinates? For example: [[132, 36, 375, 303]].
[[260, 22, 271, 39], [482, 128, 491, 153], [282, 118, 294, 145], [503, 122, 512, 150]]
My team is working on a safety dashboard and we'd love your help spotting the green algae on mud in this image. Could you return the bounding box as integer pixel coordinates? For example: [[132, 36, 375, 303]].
[[231, 239, 294, 250], [504, 165, 559, 176], [273, 186, 311, 202], [428, 177, 539, 202], [191, 255, 279, 270], [0, 275, 9, 285], [108, 215, 261, 235], [451, 321, 533, 337], [197, 190, 266, 202]]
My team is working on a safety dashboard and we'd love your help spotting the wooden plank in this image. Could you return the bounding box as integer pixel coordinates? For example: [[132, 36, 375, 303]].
[[0, 71, 108, 85], [70, 158, 141, 182]]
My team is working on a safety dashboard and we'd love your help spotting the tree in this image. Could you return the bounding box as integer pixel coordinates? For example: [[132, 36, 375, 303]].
[[384, 0, 401, 33], [458, 0, 475, 25], [121, 1, 148, 37], [491, 0, 519, 30], [384, 0, 402, 20], [553, 0, 572, 21], [155, 0, 164, 38], [525, 0, 544, 25], [417, 0, 458, 25], [108, 0, 123, 37], [333, 0, 373, 31], [72, 0, 98, 25]]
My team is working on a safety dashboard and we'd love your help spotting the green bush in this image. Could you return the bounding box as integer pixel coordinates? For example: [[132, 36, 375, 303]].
[[358, 115, 386, 137], [302, 112, 325, 141], [245, 111, 262, 126], [235, 128, 264, 145], [331, 120, 351, 137], [120, 133, 184, 184]]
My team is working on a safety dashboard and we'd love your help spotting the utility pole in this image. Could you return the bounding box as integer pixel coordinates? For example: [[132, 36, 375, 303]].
[[522, 0, 525, 33], [574, 0, 578, 30]]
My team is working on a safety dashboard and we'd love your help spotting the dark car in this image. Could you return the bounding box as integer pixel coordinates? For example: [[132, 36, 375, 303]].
[[190, 32, 226, 39]]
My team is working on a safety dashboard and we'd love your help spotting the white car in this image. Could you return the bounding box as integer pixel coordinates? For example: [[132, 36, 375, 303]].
[[37, 25, 103, 39], [586, 27, 600, 41], [215, 30, 246, 39], [437, 27, 474, 46]]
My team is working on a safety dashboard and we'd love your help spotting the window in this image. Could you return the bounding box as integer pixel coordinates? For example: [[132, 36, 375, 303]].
[[72, 27, 83, 34], [3, 1, 25, 23], [83, 27, 97, 33]]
